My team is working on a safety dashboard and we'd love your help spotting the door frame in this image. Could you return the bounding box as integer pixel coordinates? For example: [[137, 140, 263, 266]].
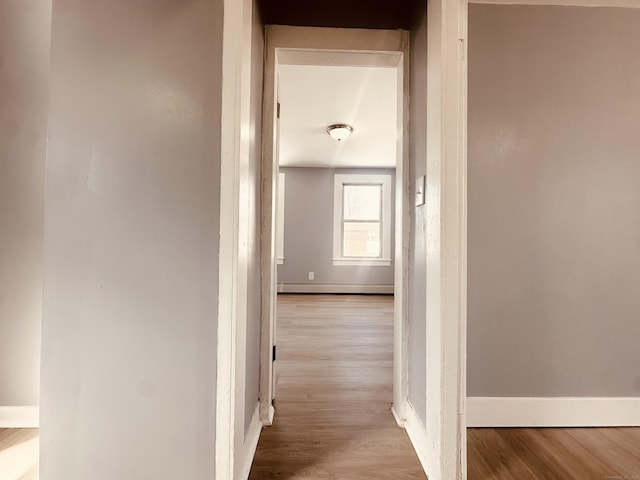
[[259, 26, 411, 425], [216, 0, 255, 477]]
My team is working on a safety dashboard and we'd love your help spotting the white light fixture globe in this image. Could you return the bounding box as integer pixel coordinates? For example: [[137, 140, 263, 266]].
[[327, 124, 353, 142]]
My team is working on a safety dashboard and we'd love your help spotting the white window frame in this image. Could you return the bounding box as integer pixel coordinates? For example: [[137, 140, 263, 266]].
[[332, 173, 392, 266], [276, 172, 285, 265]]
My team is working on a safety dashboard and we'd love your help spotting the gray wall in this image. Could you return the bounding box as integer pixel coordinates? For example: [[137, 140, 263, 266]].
[[468, 4, 640, 397], [278, 167, 395, 288], [408, 1, 427, 423], [0, 0, 50, 409], [41, 1, 222, 478], [245, 2, 265, 435]]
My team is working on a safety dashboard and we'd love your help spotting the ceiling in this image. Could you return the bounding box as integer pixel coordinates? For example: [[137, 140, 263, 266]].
[[278, 64, 398, 169], [258, 0, 418, 30]]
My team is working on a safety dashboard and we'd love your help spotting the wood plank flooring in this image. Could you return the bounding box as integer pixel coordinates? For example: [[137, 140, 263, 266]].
[[2, 295, 638, 479], [468, 427, 640, 480], [249, 293, 640, 480], [0, 429, 39, 480], [248, 294, 426, 480]]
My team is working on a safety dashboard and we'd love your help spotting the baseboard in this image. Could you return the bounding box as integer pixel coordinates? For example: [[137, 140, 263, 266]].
[[236, 402, 263, 480], [403, 401, 432, 478], [260, 402, 275, 426], [391, 403, 406, 427], [0, 406, 39, 428], [277, 283, 394, 294], [467, 397, 640, 427]]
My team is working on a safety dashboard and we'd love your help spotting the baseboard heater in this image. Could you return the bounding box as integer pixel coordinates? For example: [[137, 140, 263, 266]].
[[278, 283, 394, 295]]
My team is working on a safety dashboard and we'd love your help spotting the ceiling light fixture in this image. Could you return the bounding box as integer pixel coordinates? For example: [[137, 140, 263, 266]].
[[326, 124, 353, 142]]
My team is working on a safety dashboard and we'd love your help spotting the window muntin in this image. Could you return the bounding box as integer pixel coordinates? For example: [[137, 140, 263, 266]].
[[342, 184, 382, 258]]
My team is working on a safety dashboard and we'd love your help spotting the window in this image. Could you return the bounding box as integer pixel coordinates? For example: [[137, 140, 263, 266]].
[[276, 172, 285, 265], [333, 174, 392, 266]]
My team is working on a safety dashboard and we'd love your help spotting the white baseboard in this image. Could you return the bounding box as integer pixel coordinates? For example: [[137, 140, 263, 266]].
[[277, 283, 394, 294], [260, 402, 275, 427], [236, 402, 263, 480], [467, 397, 640, 427], [391, 403, 406, 427], [403, 401, 433, 479], [0, 406, 39, 428]]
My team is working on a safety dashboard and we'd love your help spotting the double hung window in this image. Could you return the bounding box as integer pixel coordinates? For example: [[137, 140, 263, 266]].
[[333, 174, 392, 266]]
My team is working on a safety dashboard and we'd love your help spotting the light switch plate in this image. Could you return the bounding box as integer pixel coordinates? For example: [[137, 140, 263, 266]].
[[415, 175, 425, 207]]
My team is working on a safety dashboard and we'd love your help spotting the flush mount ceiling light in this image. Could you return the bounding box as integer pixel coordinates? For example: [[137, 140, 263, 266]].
[[327, 124, 353, 142]]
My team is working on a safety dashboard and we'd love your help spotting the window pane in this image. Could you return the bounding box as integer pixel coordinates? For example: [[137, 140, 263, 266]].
[[343, 221, 381, 257], [343, 185, 381, 221]]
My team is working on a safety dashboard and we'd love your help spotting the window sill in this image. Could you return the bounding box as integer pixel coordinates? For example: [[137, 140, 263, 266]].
[[332, 258, 392, 267]]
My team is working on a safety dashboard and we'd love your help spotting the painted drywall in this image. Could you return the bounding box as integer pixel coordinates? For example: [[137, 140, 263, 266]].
[[277, 64, 398, 169], [468, 4, 640, 397], [0, 0, 50, 410], [245, 1, 264, 435], [278, 167, 395, 290], [41, 1, 222, 479], [407, 0, 468, 477], [407, 0, 428, 425]]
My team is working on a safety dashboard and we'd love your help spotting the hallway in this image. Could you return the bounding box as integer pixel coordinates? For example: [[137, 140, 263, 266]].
[[248, 294, 425, 479]]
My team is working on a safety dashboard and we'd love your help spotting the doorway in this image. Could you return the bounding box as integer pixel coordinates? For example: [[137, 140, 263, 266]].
[[259, 26, 410, 429], [254, 43, 412, 473], [217, 3, 469, 476], [250, 294, 425, 478]]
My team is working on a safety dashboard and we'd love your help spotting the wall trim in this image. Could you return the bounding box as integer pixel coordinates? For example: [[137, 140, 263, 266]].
[[467, 397, 640, 427], [261, 26, 409, 430], [0, 406, 39, 428], [391, 402, 406, 427], [236, 403, 263, 480], [404, 402, 435, 479], [332, 258, 392, 267], [277, 283, 394, 294], [470, 0, 640, 8]]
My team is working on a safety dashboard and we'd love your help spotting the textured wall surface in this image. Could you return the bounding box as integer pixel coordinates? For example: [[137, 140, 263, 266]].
[[0, 0, 50, 409], [469, 4, 640, 397], [41, 1, 223, 478]]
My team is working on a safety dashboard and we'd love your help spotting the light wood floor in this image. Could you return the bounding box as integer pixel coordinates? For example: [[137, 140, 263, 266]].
[[250, 293, 640, 480], [468, 427, 640, 480], [0, 428, 39, 480], [248, 294, 426, 480], [2, 295, 638, 479]]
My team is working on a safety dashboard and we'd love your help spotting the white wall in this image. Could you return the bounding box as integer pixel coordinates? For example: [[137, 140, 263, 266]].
[[41, 1, 223, 478], [0, 0, 50, 415]]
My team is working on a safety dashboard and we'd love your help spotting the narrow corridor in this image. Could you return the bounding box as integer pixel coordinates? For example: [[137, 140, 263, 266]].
[[248, 294, 425, 479]]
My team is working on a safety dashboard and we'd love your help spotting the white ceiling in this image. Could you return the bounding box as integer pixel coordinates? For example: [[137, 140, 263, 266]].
[[277, 64, 398, 169]]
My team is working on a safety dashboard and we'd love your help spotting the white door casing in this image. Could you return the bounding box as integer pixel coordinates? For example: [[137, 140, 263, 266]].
[[260, 26, 413, 431], [249, 16, 468, 480], [216, 0, 254, 477]]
